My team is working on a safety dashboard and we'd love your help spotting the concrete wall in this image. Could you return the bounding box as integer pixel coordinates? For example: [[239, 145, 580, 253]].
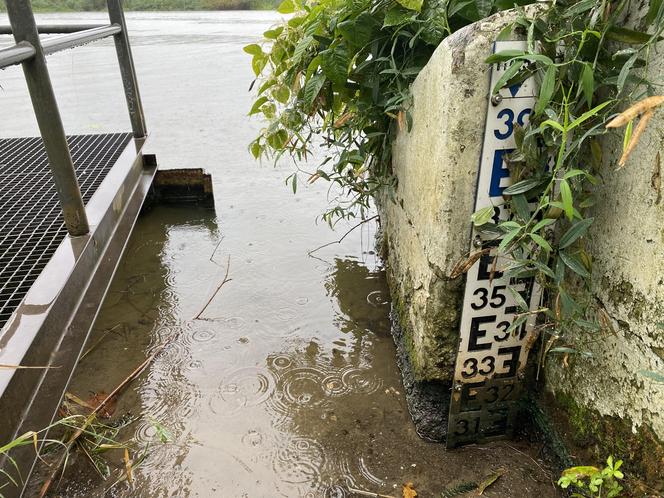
[[378, 11, 518, 384], [379, 3, 664, 477], [542, 6, 664, 480]]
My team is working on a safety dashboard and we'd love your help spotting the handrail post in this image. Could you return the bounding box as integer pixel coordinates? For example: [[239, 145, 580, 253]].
[[106, 0, 147, 139], [5, 0, 90, 237]]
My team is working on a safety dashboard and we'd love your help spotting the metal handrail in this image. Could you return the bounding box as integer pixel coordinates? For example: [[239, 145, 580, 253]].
[[0, 40, 34, 68], [2, 0, 147, 237], [0, 25, 122, 67], [42, 24, 121, 55], [0, 23, 106, 34]]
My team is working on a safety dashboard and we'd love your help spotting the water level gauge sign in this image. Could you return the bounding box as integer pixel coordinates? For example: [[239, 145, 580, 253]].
[[447, 40, 542, 449]]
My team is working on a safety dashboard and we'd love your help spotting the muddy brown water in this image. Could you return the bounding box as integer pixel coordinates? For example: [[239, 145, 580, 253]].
[[0, 11, 560, 497]]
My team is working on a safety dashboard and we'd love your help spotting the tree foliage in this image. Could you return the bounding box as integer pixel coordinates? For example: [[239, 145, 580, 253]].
[[247, 0, 533, 223]]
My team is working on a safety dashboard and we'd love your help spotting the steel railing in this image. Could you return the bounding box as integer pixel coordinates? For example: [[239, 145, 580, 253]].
[[0, 0, 146, 237]]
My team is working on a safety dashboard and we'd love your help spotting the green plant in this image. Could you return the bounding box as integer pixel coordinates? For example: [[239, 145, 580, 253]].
[[246, 0, 534, 224], [248, 0, 664, 341], [471, 0, 664, 342], [0, 413, 171, 496], [558, 456, 625, 497]]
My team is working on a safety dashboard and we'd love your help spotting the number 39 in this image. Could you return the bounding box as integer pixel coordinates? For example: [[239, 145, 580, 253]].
[[494, 108, 532, 140]]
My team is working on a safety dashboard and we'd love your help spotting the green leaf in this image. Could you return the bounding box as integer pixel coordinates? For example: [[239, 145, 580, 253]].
[[251, 54, 268, 77], [540, 119, 564, 132], [508, 286, 529, 311], [498, 226, 522, 252], [535, 65, 556, 116], [305, 54, 322, 81], [243, 43, 263, 56], [504, 177, 543, 195], [511, 194, 531, 222], [320, 46, 350, 85], [574, 319, 600, 331], [303, 73, 326, 108], [249, 96, 268, 116], [485, 49, 526, 63], [647, 0, 663, 22], [559, 287, 581, 316], [617, 53, 638, 93], [559, 251, 591, 278], [338, 13, 378, 48], [623, 119, 634, 151], [272, 85, 290, 104], [263, 27, 284, 39], [559, 218, 594, 249], [397, 0, 423, 12], [471, 206, 495, 226], [580, 63, 594, 107], [384, 5, 417, 26], [530, 233, 552, 252], [492, 60, 524, 95], [292, 35, 314, 64], [277, 0, 296, 14], [506, 314, 528, 335], [532, 217, 556, 233], [568, 100, 613, 129], [267, 129, 289, 149], [606, 26, 656, 44], [250, 141, 262, 159], [560, 179, 574, 221]]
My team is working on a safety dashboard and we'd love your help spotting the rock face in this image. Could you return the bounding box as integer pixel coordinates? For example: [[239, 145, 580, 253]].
[[378, 11, 519, 385]]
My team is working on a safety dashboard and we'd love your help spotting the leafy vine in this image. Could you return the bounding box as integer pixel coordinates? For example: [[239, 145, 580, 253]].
[[247, 0, 664, 341]]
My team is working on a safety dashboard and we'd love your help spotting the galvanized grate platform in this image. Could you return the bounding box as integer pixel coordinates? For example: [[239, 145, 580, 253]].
[[0, 132, 133, 329]]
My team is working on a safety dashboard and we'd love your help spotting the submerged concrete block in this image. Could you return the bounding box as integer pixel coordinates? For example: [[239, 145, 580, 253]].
[[378, 11, 519, 384]]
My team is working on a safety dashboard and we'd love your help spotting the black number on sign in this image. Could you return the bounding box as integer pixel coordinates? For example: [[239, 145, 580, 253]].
[[486, 386, 499, 403], [494, 321, 510, 341], [471, 286, 506, 310], [500, 383, 515, 402], [454, 417, 480, 436], [490, 285, 507, 308], [462, 358, 478, 378], [471, 288, 488, 310], [479, 356, 495, 375], [462, 355, 496, 378]]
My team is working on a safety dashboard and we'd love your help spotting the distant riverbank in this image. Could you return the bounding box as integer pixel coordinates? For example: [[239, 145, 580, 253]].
[[0, 0, 280, 12]]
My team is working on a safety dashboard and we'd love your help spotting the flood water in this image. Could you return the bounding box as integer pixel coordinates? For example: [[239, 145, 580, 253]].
[[1, 11, 560, 497]]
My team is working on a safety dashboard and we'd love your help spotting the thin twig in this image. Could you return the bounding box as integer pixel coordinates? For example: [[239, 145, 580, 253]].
[[39, 345, 167, 497], [307, 215, 378, 256], [347, 487, 396, 498], [79, 324, 122, 361], [193, 255, 232, 320], [209, 236, 225, 264]]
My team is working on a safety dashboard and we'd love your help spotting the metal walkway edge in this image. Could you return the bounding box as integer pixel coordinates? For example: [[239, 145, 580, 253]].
[[0, 134, 157, 497], [0, 1, 155, 495]]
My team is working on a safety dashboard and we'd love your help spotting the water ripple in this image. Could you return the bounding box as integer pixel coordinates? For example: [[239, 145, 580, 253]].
[[209, 366, 277, 415]]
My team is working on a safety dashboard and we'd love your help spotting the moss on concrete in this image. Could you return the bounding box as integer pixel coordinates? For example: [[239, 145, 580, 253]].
[[544, 391, 664, 494]]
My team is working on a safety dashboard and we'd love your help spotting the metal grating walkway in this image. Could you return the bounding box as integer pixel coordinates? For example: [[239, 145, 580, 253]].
[[0, 132, 133, 330]]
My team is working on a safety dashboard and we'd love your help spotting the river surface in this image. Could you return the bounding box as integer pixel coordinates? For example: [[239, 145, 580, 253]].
[[0, 11, 559, 497]]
